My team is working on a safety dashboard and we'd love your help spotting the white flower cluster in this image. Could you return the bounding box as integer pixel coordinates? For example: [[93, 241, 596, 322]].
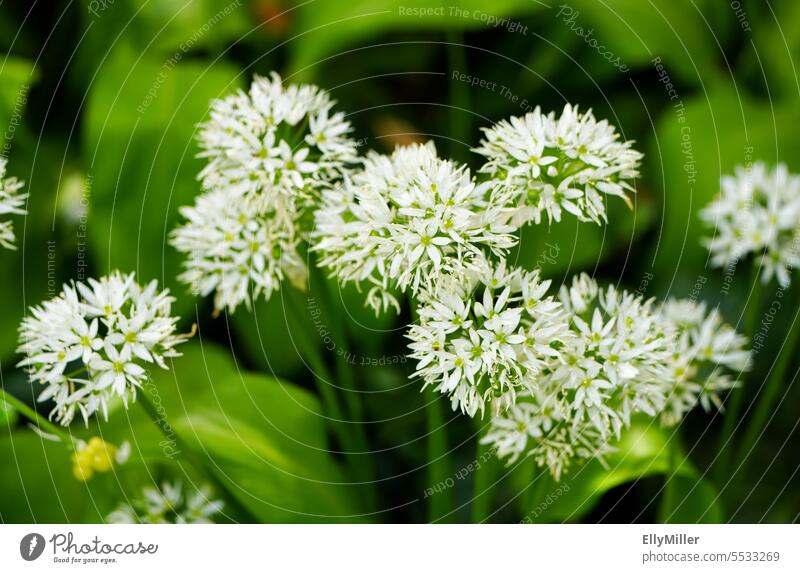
[[473, 104, 642, 225], [701, 162, 800, 287], [314, 142, 516, 314], [479, 275, 751, 478], [658, 299, 750, 426], [173, 73, 358, 312], [407, 257, 567, 416], [481, 274, 673, 478], [171, 188, 306, 312], [107, 481, 223, 524], [17, 272, 186, 425], [0, 157, 27, 250]]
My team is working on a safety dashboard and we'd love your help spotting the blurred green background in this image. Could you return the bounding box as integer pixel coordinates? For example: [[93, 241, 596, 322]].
[[0, 0, 798, 523]]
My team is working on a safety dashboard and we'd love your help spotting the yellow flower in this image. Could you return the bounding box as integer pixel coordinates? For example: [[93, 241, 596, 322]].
[[71, 437, 118, 481]]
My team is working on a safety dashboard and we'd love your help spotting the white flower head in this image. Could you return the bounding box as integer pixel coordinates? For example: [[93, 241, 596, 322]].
[[197, 72, 358, 213], [314, 142, 517, 314], [407, 256, 568, 417], [482, 274, 675, 478], [473, 104, 642, 225], [17, 272, 187, 425], [170, 187, 306, 313], [107, 481, 224, 524], [0, 157, 27, 249], [658, 299, 750, 426], [176, 73, 357, 311], [701, 162, 800, 288]]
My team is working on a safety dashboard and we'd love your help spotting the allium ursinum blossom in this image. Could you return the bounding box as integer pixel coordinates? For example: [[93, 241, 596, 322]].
[[71, 437, 130, 481], [175, 73, 358, 312], [314, 142, 517, 314], [407, 257, 568, 417], [170, 186, 306, 313], [482, 274, 675, 479], [197, 72, 358, 210], [473, 104, 642, 225], [700, 162, 800, 288], [17, 272, 187, 425], [107, 481, 224, 524], [657, 299, 750, 426], [0, 157, 27, 250]]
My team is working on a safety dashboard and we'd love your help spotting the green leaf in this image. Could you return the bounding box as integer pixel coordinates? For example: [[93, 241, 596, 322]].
[[0, 432, 114, 522], [514, 417, 722, 523], [83, 42, 242, 317], [0, 397, 18, 427], [566, 0, 720, 84], [288, 0, 545, 78], [648, 86, 800, 288]]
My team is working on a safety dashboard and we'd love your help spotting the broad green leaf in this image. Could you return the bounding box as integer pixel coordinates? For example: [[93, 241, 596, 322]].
[[648, 86, 800, 289], [83, 42, 242, 318], [288, 0, 545, 78], [0, 432, 115, 522], [514, 417, 722, 522], [566, 0, 720, 84]]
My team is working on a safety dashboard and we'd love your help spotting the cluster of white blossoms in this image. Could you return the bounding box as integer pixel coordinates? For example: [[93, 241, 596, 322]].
[[172, 73, 358, 312], [107, 481, 223, 524], [170, 188, 306, 312], [0, 157, 27, 250], [701, 162, 800, 288], [17, 272, 186, 425], [481, 274, 674, 478], [407, 257, 567, 416], [314, 142, 516, 314], [657, 299, 751, 426], [473, 104, 642, 225], [478, 275, 751, 478]]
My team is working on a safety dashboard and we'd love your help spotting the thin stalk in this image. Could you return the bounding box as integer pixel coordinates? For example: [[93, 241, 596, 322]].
[[521, 464, 549, 522], [658, 439, 682, 523], [0, 387, 71, 441], [446, 31, 470, 163], [715, 265, 762, 481], [285, 288, 377, 512], [470, 422, 500, 523], [425, 390, 453, 522], [136, 392, 258, 522], [736, 301, 800, 465], [309, 264, 366, 430]]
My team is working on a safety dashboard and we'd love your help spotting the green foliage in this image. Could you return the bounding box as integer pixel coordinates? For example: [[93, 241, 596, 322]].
[[83, 43, 242, 317]]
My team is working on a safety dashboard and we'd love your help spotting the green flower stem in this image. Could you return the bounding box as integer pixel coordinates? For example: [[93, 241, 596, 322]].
[[736, 299, 800, 467], [715, 266, 762, 481], [0, 387, 71, 441], [521, 464, 550, 522], [309, 264, 368, 436], [285, 287, 377, 513], [658, 438, 682, 523], [425, 390, 454, 522], [446, 31, 470, 163], [136, 391, 258, 522], [470, 423, 500, 523]]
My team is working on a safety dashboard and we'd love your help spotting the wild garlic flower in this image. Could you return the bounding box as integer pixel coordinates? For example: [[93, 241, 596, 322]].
[[175, 73, 357, 312], [197, 72, 358, 212], [170, 187, 306, 313], [482, 274, 674, 478], [0, 157, 27, 250], [107, 481, 223, 524], [71, 437, 130, 481], [473, 104, 642, 225], [17, 272, 187, 425], [701, 162, 800, 287], [658, 299, 750, 426], [407, 257, 567, 416], [314, 142, 516, 314]]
